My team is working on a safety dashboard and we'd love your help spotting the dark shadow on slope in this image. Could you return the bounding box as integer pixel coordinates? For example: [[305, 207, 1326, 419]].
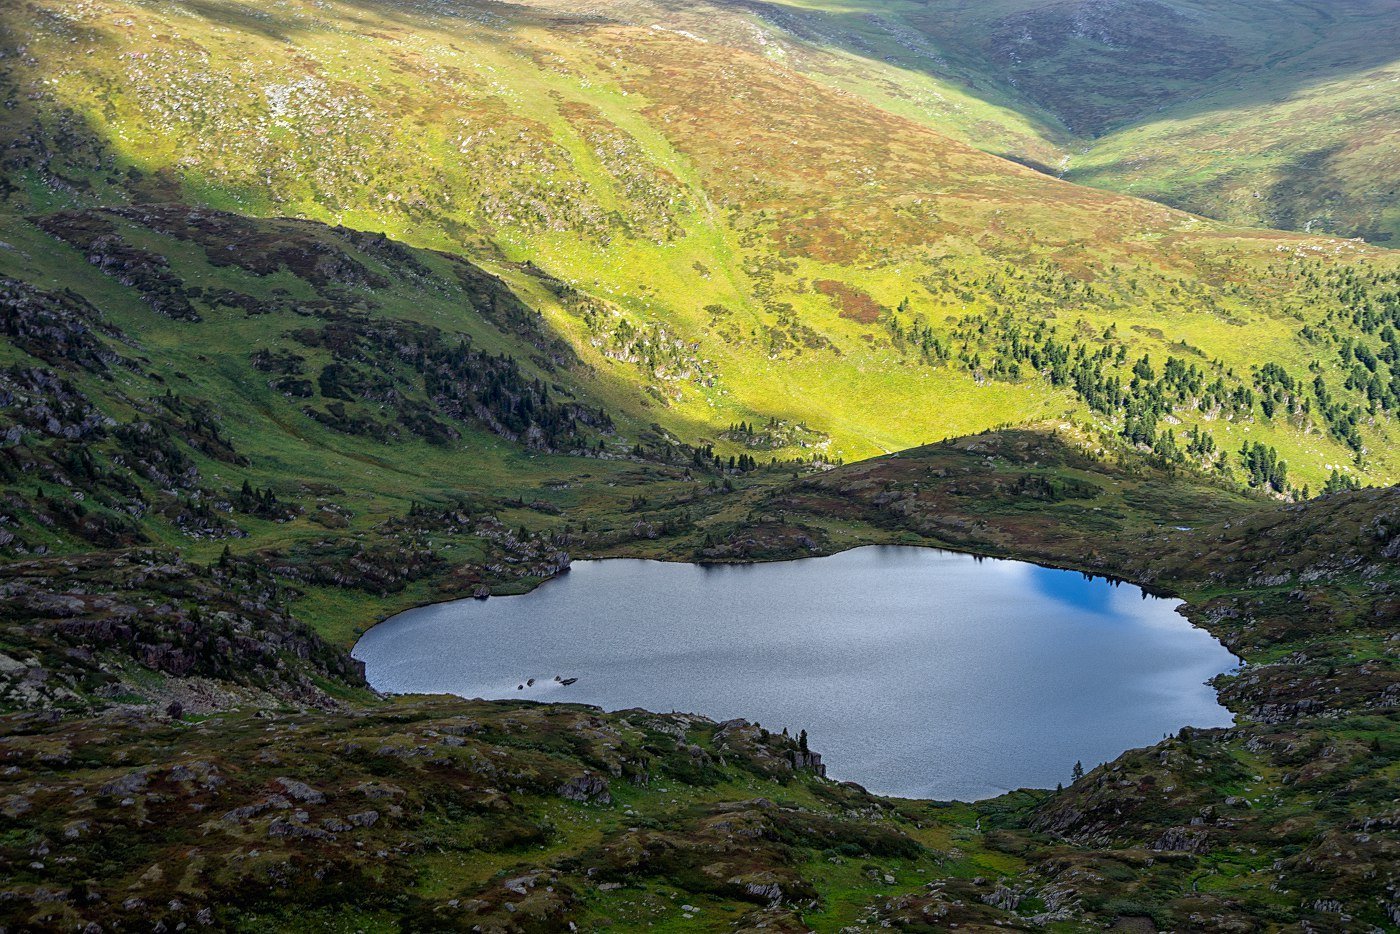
[[715, 0, 1074, 144], [991, 151, 1063, 177], [173, 0, 305, 43], [1257, 142, 1398, 244]]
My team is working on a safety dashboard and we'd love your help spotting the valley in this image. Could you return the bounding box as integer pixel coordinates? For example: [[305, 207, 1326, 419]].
[[0, 0, 1397, 930], [1, 421, 1395, 930]]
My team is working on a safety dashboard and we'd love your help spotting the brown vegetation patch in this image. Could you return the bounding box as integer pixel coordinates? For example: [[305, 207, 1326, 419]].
[[815, 279, 882, 324]]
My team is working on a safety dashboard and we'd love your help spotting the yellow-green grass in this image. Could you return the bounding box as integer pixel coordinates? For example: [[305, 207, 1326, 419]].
[[5, 0, 1400, 490]]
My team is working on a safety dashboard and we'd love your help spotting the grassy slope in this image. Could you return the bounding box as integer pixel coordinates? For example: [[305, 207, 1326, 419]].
[[5, 0, 1399, 488], [1069, 55, 1400, 244], [705, 0, 1400, 243], [954, 0, 1400, 244], [0, 211, 599, 500], [0, 204, 753, 654]]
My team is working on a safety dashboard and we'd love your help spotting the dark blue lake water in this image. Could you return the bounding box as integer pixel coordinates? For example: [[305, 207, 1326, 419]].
[[353, 546, 1237, 800]]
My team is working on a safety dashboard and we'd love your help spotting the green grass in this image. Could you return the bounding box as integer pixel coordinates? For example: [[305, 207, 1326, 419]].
[[27, 9, 1400, 481], [4, 0, 1399, 491], [10, 7, 1400, 492]]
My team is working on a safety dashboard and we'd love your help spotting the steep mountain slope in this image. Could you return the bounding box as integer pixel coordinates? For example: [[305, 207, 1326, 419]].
[[5, 0, 1399, 490], [0, 204, 746, 631]]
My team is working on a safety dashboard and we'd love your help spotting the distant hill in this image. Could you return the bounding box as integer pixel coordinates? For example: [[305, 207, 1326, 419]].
[[703, 0, 1400, 243]]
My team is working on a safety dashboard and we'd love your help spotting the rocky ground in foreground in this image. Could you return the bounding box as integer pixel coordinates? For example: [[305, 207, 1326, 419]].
[[0, 430, 1396, 932]]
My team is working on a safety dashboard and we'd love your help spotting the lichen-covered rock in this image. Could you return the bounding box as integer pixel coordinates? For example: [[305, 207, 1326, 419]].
[[557, 773, 611, 804]]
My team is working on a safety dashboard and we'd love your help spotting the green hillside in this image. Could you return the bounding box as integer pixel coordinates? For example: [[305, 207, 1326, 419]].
[[1068, 49, 1400, 243], [5, 0, 1399, 491], [0, 204, 747, 611]]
